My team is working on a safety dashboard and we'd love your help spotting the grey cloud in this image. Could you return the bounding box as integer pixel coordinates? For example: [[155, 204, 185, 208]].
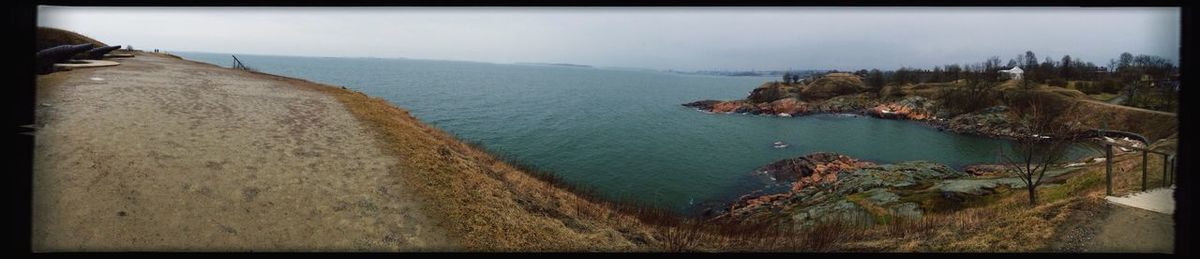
[[38, 6, 1179, 71]]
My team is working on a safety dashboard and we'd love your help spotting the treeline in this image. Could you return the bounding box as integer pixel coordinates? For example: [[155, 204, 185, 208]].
[[850, 51, 1175, 89], [845, 51, 1178, 112]]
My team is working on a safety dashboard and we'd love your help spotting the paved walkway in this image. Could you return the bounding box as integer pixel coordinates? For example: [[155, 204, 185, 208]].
[[1078, 187, 1176, 253], [1106, 187, 1175, 215]]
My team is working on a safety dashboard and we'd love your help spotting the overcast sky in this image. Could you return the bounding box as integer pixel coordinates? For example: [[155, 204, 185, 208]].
[[38, 7, 1180, 71]]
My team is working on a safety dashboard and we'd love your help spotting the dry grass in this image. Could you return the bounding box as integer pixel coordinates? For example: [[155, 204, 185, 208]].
[[37, 27, 108, 51], [1069, 101, 1178, 141]]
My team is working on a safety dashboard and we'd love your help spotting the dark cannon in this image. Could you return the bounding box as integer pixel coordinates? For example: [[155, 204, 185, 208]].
[[35, 43, 94, 74], [78, 45, 122, 60]]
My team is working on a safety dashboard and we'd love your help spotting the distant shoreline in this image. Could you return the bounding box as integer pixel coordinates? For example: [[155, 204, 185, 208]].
[[514, 62, 594, 68]]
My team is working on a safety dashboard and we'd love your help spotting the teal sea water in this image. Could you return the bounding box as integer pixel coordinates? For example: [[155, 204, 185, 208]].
[[175, 52, 1096, 213]]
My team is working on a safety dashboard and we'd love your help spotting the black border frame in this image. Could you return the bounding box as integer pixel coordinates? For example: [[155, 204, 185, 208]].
[[6, 0, 1191, 256]]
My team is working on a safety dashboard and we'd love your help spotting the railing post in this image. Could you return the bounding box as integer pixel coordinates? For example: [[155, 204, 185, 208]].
[[1142, 150, 1148, 192], [1163, 155, 1169, 188], [1170, 155, 1176, 187], [1106, 144, 1113, 196]]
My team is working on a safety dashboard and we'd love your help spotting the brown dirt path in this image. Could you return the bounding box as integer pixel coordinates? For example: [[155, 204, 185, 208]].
[[1083, 203, 1174, 253], [1049, 201, 1173, 253], [32, 53, 453, 251]]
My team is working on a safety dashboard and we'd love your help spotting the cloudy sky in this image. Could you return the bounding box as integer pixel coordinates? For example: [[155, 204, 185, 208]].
[[38, 7, 1180, 71]]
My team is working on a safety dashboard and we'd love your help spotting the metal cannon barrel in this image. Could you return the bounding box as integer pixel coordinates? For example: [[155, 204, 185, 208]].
[[79, 45, 122, 60], [35, 43, 94, 74]]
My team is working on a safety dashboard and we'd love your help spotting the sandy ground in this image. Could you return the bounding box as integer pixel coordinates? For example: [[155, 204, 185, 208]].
[[32, 54, 452, 251]]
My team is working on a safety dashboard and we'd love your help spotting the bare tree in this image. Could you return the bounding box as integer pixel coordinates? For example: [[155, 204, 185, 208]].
[[1000, 93, 1081, 206], [936, 64, 998, 115], [867, 69, 886, 94]]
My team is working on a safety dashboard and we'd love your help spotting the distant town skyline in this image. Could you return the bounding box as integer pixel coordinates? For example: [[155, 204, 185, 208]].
[[38, 7, 1181, 71]]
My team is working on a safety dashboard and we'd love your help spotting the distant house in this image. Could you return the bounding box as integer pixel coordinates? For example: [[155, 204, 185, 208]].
[[999, 66, 1024, 80]]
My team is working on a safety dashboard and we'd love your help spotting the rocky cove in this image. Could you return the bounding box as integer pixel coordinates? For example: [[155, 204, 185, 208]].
[[680, 72, 1112, 226], [682, 73, 1028, 139]]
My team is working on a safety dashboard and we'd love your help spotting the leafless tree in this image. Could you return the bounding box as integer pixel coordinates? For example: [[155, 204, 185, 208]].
[[1000, 93, 1082, 206]]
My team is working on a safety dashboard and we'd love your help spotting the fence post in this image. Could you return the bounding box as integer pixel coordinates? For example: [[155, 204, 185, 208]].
[[1163, 155, 1169, 188], [1170, 155, 1176, 187], [232, 55, 244, 70], [1142, 150, 1148, 192], [1106, 144, 1113, 196]]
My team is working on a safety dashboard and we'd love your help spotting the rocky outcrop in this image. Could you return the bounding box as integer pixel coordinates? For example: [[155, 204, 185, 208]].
[[810, 94, 875, 113], [681, 100, 722, 110], [682, 73, 870, 117], [680, 75, 1070, 140], [754, 152, 875, 192], [962, 164, 1009, 177], [934, 166, 1080, 201], [748, 82, 803, 103], [763, 97, 806, 115], [944, 105, 1021, 138], [710, 151, 1100, 228], [866, 96, 936, 121], [711, 101, 747, 113], [717, 153, 973, 227]]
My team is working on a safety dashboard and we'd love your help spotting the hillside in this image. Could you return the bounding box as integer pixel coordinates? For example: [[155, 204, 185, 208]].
[[36, 27, 109, 51], [684, 74, 1178, 141], [34, 52, 661, 251]]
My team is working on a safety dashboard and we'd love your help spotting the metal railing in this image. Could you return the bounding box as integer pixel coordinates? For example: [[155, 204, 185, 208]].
[[231, 55, 254, 71], [1101, 139, 1175, 196]]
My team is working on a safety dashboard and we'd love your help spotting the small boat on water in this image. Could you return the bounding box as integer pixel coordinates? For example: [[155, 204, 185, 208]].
[[772, 141, 789, 149]]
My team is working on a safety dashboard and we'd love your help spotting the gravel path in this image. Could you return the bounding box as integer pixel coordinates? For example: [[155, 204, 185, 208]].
[[32, 53, 451, 251]]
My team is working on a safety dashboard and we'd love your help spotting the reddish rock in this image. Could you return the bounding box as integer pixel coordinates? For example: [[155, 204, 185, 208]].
[[711, 101, 743, 113], [768, 97, 804, 115], [758, 152, 874, 192], [725, 152, 880, 218], [868, 102, 932, 121]]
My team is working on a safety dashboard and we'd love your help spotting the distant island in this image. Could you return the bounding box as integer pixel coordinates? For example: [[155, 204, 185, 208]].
[[666, 69, 823, 78], [515, 62, 593, 68]]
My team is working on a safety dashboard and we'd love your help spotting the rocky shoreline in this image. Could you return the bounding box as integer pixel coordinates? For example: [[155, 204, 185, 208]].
[[683, 94, 1026, 140], [683, 73, 1164, 233], [678, 72, 1043, 140], [702, 152, 1098, 228]]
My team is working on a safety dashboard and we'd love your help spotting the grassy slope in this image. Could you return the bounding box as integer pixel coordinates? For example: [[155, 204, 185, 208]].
[[902, 79, 1177, 141], [1087, 93, 1120, 102], [222, 67, 662, 251], [36, 27, 108, 51]]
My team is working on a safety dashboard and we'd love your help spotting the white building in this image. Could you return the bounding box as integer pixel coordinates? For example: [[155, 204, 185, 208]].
[[999, 66, 1024, 80]]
